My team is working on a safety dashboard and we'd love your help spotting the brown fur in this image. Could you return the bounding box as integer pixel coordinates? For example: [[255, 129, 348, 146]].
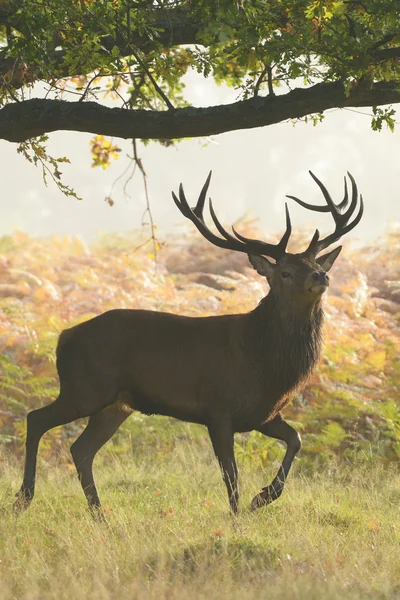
[[14, 252, 331, 516], [14, 170, 363, 517]]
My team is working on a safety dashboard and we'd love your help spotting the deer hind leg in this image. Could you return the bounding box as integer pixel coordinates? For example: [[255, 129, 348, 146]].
[[14, 394, 82, 512], [208, 423, 239, 514], [70, 402, 131, 517], [250, 413, 301, 510]]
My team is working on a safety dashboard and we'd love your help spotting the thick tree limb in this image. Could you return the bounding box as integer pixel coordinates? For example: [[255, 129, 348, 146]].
[[0, 80, 399, 144], [371, 46, 400, 61]]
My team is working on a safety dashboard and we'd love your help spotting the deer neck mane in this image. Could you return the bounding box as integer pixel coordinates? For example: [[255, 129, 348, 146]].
[[257, 290, 324, 330], [248, 290, 324, 393]]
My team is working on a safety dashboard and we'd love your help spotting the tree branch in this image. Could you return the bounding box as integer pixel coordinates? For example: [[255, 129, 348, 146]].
[[0, 81, 399, 144], [370, 46, 400, 61], [253, 65, 269, 97], [0, 10, 203, 81], [0, 2, 397, 90], [129, 48, 174, 110]]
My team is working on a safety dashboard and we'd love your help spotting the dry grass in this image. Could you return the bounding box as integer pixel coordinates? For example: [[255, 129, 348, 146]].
[[1, 443, 399, 600], [0, 228, 399, 598]]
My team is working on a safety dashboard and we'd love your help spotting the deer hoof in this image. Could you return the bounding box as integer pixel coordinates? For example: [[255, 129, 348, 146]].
[[250, 485, 279, 510], [250, 492, 268, 511], [89, 505, 110, 526], [13, 492, 32, 514]]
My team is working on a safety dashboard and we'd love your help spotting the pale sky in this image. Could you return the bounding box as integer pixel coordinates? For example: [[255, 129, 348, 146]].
[[1, 71, 399, 247]]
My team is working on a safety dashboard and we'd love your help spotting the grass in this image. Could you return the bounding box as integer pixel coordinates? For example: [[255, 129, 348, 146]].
[[0, 439, 400, 600]]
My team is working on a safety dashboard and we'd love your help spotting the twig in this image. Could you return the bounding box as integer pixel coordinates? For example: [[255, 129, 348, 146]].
[[79, 71, 103, 102], [132, 140, 158, 267], [253, 65, 268, 97], [266, 65, 274, 96], [128, 71, 146, 107], [130, 47, 175, 110], [123, 7, 174, 110], [108, 140, 159, 266], [106, 156, 135, 205], [254, 64, 275, 97], [123, 157, 136, 200], [0, 76, 20, 102], [129, 236, 156, 254], [110, 82, 131, 109]]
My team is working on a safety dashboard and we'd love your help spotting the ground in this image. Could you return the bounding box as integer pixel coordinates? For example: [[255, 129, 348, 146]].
[[1, 441, 399, 600]]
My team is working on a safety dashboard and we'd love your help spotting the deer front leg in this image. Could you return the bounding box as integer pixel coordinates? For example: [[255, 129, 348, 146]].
[[250, 413, 301, 510], [208, 422, 239, 514]]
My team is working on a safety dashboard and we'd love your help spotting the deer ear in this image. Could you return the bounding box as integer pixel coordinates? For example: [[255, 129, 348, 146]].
[[248, 254, 275, 282], [316, 246, 342, 272]]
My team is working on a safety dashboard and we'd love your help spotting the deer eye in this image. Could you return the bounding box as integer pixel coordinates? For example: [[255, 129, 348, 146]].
[[281, 271, 292, 279]]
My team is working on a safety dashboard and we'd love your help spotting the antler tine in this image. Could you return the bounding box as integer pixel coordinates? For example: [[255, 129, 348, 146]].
[[287, 172, 357, 221], [172, 173, 292, 261], [337, 176, 349, 211], [343, 172, 360, 223], [192, 170, 212, 220], [172, 174, 249, 253], [289, 171, 364, 256], [314, 192, 364, 254], [286, 174, 332, 214], [286, 193, 329, 213], [306, 228, 321, 255], [279, 203, 292, 251], [287, 173, 350, 216], [174, 171, 213, 223], [308, 171, 340, 216], [232, 202, 292, 256], [208, 198, 245, 246], [310, 171, 361, 229]]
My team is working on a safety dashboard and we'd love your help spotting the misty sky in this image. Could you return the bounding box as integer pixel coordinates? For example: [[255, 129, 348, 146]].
[[1, 71, 399, 248]]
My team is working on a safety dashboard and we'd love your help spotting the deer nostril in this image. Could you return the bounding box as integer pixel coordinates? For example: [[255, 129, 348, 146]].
[[312, 272, 320, 281]]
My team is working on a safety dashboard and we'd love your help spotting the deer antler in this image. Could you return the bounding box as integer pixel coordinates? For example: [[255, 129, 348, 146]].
[[172, 171, 292, 262], [286, 171, 364, 256]]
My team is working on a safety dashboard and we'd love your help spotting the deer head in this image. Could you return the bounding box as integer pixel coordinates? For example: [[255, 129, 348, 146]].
[[172, 171, 363, 312]]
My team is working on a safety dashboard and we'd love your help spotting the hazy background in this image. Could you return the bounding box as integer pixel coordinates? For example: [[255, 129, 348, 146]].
[[1, 71, 399, 247]]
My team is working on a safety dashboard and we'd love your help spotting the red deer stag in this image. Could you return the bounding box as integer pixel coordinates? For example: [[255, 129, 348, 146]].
[[14, 171, 363, 517]]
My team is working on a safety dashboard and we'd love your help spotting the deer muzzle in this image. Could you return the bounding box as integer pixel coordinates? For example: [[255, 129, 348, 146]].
[[308, 271, 329, 295]]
